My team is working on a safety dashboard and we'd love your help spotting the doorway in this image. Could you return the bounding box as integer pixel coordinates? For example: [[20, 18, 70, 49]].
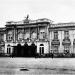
[[39, 44, 44, 55]]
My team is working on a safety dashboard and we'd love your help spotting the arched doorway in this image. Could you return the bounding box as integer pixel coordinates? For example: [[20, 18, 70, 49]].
[[39, 44, 44, 56], [29, 42, 37, 57], [23, 42, 29, 57], [7, 45, 11, 54], [16, 43, 22, 57], [12, 46, 17, 57], [12, 43, 22, 57]]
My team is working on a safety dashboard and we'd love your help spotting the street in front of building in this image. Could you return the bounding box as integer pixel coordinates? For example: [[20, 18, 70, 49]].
[[0, 58, 75, 75]]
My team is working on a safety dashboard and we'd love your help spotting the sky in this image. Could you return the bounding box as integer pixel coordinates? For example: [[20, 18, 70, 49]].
[[0, 0, 75, 27]]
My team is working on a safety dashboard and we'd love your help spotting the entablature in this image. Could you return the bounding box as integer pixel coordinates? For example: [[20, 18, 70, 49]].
[[49, 26, 75, 31]]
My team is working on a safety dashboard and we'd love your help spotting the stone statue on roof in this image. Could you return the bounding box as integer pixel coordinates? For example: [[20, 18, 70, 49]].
[[24, 14, 29, 23], [26, 14, 29, 19]]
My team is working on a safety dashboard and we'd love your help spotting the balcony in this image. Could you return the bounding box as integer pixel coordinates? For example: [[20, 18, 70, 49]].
[[62, 38, 71, 45], [51, 39, 60, 46]]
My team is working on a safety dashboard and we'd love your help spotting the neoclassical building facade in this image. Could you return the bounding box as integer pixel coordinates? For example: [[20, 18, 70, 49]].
[[4, 17, 51, 56], [1, 16, 75, 56]]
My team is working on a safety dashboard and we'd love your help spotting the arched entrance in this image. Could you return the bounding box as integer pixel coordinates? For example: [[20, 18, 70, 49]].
[[12, 43, 25, 57], [7, 45, 11, 54], [39, 44, 44, 56], [23, 42, 29, 57], [16, 43, 22, 57], [12, 46, 17, 57], [29, 42, 37, 57], [12, 42, 37, 57]]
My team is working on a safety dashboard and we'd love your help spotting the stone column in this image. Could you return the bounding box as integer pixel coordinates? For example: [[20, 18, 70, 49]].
[[13, 27, 16, 42], [29, 27, 31, 39], [37, 26, 39, 39], [16, 28, 18, 42], [23, 28, 25, 41], [6, 28, 8, 42]]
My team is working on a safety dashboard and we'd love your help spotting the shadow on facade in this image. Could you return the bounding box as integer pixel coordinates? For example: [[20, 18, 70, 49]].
[[12, 42, 37, 57]]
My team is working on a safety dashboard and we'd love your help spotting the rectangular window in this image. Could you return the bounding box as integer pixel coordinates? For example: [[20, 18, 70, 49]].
[[64, 31, 69, 35], [8, 34, 12, 41], [54, 31, 58, 39], [40, 32, 45, 39], [9, 37, 10, 40], [64, 31, 69, 38]]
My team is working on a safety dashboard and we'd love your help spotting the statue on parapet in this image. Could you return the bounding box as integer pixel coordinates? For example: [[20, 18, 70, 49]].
[[24, 14, 29, 23]]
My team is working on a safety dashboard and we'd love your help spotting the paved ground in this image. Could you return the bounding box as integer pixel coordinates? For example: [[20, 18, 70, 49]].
[[0, 58, 75, 75]]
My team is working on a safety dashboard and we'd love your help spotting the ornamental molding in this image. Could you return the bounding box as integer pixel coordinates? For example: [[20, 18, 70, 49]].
[[51, 39, 60, 46], [62, 38, 71, 45]]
